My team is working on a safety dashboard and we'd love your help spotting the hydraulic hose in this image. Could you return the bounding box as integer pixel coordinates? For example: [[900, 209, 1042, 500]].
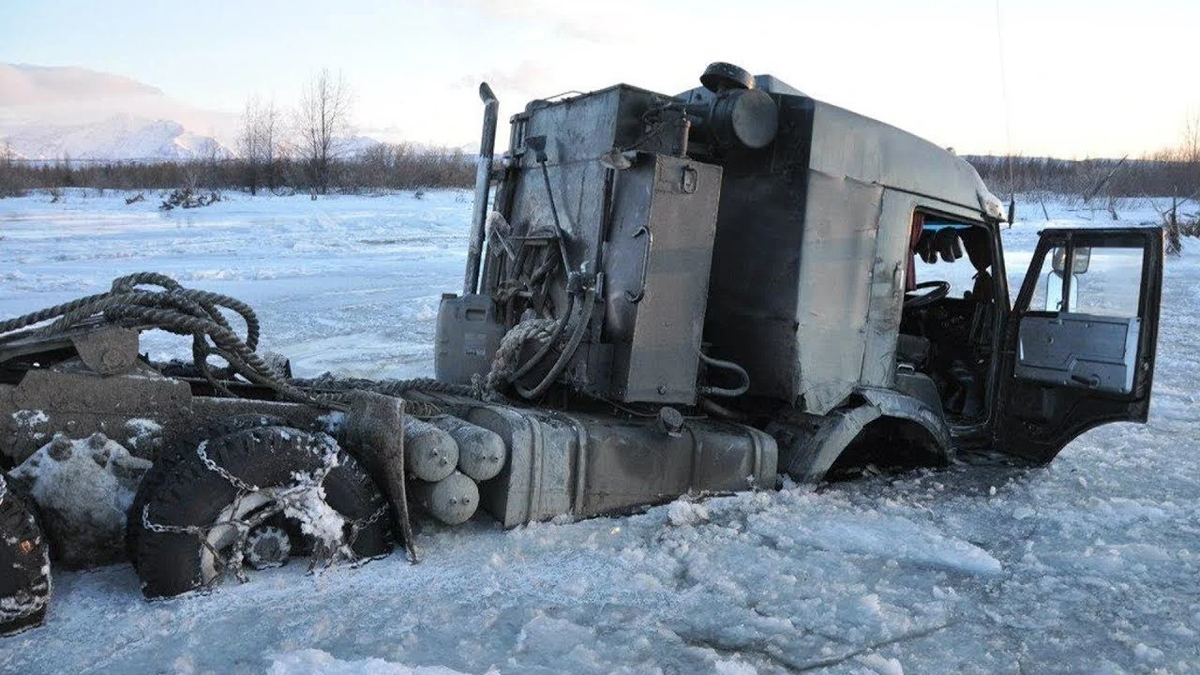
[[697, 350, 750, 398], [507, 291, 576, 383], [515, 287, 596, 400]]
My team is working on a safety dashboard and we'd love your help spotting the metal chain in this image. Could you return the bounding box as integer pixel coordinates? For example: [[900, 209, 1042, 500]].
[[195, 441, 259, 493], [347, 504, 390, 548], [139, 437, 381, 587]]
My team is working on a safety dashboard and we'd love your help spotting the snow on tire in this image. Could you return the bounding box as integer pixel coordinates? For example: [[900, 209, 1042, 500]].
[[0, 477, 51, 636], [135, 426, 391, 599]]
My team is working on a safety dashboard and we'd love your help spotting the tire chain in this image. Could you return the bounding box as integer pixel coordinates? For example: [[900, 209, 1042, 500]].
[[139, 437, 386, 587]]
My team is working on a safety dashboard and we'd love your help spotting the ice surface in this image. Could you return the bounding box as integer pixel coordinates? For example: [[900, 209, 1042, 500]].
[[2, 190, 1199, 673], [266, 648, 470, 675]]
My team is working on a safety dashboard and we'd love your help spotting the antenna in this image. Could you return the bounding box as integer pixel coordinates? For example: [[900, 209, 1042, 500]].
[[995, 0, 1016, 225]]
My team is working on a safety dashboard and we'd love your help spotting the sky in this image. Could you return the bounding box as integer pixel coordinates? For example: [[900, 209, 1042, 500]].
[[1, 0, 1197, 158]]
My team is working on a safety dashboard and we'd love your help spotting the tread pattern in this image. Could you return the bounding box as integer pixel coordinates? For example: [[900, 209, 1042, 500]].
[[135, 426, 391, 598], [125, 414, 288, 565], [0, 489, 51, 635]]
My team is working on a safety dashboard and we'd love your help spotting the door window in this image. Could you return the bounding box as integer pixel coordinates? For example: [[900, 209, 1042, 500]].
[[1033, 244, 1143, 316], [1070, 246, 1143, 316]]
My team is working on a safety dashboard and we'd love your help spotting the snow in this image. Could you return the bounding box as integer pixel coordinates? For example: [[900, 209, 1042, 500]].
[[2, 190, 1200, 673], [266, 648, 470, 675], [7, 433, 151, 568]]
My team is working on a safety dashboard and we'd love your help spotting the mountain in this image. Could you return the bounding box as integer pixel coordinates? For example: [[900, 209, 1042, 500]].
[[0, 64, 236, 161]]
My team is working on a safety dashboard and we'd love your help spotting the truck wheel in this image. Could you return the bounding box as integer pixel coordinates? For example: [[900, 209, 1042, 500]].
[[0, 484, 51, 635], [125, 414, 288, 567], [136, 426, 391, 599]]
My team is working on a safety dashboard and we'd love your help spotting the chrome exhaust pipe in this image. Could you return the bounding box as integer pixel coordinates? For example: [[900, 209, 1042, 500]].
[[464, 82, 499, 295]]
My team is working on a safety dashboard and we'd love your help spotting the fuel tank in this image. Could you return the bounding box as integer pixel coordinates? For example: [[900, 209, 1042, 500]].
[[427, 397, 777, 527]]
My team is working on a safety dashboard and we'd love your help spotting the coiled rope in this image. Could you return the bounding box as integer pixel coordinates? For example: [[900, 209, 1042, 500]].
[[0, 272, 333, 407], [1, 273, 520, 413]]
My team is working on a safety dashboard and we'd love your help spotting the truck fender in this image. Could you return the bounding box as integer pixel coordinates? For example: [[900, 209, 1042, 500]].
[[771, 390, 951, 484], [857, 387, 953, 456]]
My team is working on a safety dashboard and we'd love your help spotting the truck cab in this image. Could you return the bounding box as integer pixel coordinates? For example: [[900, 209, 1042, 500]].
[[438, 62, 1164, 481]]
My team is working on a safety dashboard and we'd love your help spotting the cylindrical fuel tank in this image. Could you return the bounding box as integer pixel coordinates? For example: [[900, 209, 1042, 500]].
[[402, 418, 458, 483], [443, 403, 778, 528], [411, 471, 479, 525], [430, 415, 507, 482]]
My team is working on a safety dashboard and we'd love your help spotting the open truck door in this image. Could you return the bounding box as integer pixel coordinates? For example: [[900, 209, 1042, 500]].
[[996, 227, 1163, 463]]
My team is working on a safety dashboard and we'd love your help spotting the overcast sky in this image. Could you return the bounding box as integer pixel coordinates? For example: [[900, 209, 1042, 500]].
[[2, 0, 1196, 158]]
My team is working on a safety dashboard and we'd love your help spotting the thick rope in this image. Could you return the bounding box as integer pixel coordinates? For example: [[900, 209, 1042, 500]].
[[1, 273, 323, 409], [485, 318, 557, 391]]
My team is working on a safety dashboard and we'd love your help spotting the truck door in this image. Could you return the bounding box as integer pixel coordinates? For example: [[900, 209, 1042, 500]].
[[996, 227, 1163, 462]]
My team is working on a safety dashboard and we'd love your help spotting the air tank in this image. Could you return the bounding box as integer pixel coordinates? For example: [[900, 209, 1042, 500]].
[[402, 417, 459, 482], [430, 415, 507, 482], [411, 471, 479, 525]]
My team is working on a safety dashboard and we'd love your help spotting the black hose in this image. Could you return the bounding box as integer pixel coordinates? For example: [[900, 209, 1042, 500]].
[[515, 287, 596, 400], [538, 160, 573, 276], [698, 397, 748, 421], [507, 291, 576, 383]]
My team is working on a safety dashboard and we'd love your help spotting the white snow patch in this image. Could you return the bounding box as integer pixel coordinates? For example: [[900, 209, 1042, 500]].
[[319, 411, 347, 435], [856, 653, 905, 675], [667, 498, 710, 527], [754, 509, 1003, 576], [9, 434, 148, 517], [266, 648, 468, 675], [12, 409, 49, 428]]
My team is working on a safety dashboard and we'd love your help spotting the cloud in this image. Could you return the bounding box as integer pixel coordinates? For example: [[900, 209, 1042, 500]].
[[446, 0, 646, 45], [453, 60, 566, 96], [0, 63, 164, 107]]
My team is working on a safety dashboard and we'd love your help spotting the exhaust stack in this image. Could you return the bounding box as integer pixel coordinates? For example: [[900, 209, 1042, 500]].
[[464, 82, 499, 295]]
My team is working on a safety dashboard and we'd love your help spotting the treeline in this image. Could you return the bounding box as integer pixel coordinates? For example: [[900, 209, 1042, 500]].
[[4, 149, 1197, 202], [0, 144, 474, 197], [967, 155, 1199, 200]]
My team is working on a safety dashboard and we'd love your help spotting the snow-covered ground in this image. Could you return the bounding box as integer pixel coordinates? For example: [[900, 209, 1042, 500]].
[[1, 190, 1198, 674]]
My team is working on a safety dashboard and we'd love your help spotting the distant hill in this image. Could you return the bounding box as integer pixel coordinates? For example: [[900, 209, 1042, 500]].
[[0, 64, 406, 163], [0, 63, 236, 161]]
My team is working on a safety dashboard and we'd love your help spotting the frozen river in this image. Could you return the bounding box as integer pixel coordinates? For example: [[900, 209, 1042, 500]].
[[1, 189, 1198, 674]]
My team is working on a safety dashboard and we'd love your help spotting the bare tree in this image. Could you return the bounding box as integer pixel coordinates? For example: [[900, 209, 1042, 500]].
[[1183, 110, 1200, 165], [0, 138, 20, 197], [295, 69, 352, 195], [239, 96, 281, 195]]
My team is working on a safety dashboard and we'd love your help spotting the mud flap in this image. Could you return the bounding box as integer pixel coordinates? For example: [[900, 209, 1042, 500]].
[[344, 391, 418, 563]]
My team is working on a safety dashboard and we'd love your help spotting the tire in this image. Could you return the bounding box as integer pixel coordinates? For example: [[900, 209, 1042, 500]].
[[136, 426, 391, 599], [126, 414, 288, 566], [0, 485, 51, 635]]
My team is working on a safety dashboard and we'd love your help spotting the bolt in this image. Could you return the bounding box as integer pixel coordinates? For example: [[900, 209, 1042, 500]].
[[102, 349, 127, 368]]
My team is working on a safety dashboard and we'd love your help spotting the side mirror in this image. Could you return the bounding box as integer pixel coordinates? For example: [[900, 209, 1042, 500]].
[[1044, 271, 1080, 312], [1051, 246, 1090, 275]]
